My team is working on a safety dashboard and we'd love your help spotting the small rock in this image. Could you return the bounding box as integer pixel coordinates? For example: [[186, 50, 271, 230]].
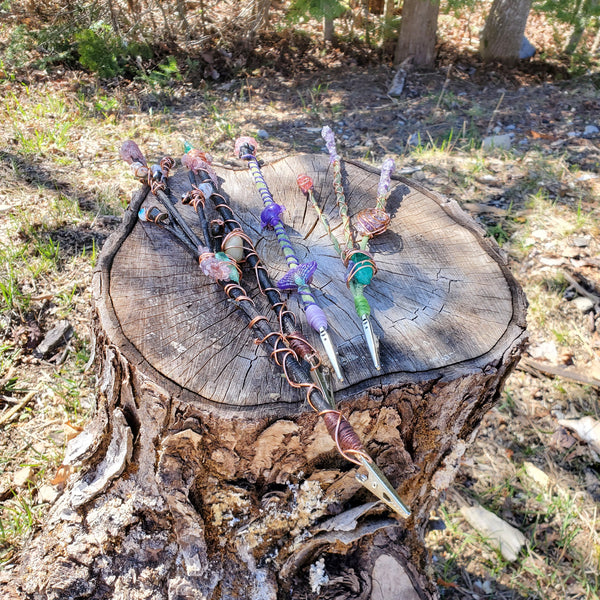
[[407, 132, 421, 146], [575, 173, 598, 182], [505, 124, 516, 131], [572, 296, 595, 313], [583, 125, 599, 137], [562, 246, 580, 258], [530, 229, 548, 240], [572, 235, 591, 247], [523, 461, 550, 489], [482, 134, 512, 150], [519, 36, 536, 59], [567, 131, 581, 138], [38, 484, 60, 504], [34, 320, 73, 359], [257, 129, 269, 140], [528, 340, 558, 362], [493, 125, 502, 134], [13, 466, 35, 488]]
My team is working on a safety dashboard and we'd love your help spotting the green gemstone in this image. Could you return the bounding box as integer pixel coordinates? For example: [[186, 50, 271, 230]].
[[351, 253, 373, 285]]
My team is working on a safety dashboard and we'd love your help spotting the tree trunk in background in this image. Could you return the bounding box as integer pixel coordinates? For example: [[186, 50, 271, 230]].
[[394, 0, 440, 68], [324, 16, 334, 41], [7, 155, 527, 600], [480, 0, 533, 64]]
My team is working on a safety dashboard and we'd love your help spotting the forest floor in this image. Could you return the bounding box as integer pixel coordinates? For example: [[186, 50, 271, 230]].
[[1, 7, 600, 600]]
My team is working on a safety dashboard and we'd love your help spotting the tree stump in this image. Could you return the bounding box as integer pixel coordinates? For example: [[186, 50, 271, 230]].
[[10, 154, 527, 600]]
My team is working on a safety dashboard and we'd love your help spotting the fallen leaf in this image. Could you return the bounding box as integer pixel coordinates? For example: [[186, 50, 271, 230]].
[[550, 427, 577, 450], [51, 464, 76, 486], [64, 421, 84, 442], [530, 130, 556, 141]]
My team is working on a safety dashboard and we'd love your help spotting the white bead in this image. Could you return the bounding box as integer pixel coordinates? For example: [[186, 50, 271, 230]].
[[223, 235, 244, 262]]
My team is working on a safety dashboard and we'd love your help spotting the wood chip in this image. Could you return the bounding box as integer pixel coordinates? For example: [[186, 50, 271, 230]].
[[461, 503, 525, 562], [13, 466, 35, 488]]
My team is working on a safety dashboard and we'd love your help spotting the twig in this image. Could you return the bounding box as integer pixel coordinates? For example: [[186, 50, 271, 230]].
[[486, 91, 505, 135], [435, 64, 453, 110], [0, 390, 36, 426], [0, 366, 16, 391], [562, 269, 600, 305], [518, 357, 600, 389]]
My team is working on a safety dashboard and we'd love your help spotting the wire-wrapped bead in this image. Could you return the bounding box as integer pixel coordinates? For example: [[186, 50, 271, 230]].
[[354, 207, 391, 239]]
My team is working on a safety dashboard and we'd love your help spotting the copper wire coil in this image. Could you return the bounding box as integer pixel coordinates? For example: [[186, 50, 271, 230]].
[[198, 250, 215, 263], [343, 248, 378, 287], [286, 332, 319, 365], [148, 175, 166, 195], [181, 189, 206, 210], [160, 156, 175, 176], [223, 283, 254, 305], [222, 229, 255, 264], [354, 207, 391, 239], [320, 410, 367, 465], [146, 208, 168, 224], [247, 315, 269, 329]]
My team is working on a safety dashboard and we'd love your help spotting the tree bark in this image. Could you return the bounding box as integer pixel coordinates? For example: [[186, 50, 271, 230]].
[[323, 16, 334, 42], [480, 0, 533, 64], [394, 0, 440, 68], [7, 155, 527, 600]]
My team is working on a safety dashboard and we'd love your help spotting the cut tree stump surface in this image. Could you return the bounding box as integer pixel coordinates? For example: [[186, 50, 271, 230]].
[[105, 153, 519, 416]]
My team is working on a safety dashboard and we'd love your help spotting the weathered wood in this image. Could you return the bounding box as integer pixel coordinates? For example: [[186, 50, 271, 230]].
[[8, 154, 527, 600]]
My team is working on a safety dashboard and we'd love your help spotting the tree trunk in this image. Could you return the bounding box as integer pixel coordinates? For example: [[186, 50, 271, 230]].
[[7, 155, 527, 600], [323, 16, 334, 42], [480, 0, 533, 64], [394, 0, 440, 68]]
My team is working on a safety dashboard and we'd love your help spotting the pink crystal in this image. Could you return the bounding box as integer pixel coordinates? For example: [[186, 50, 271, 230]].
[[120, 140, 147, 166]]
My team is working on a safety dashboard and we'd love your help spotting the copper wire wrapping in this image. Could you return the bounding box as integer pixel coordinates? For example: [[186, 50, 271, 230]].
[[213, 194, 243, 231], [149, 175, 166, 195], [160, 156, 175, 178], [223, 282, 254, 305], [353, 207, 391, 239], [261, 333, 367, 466], [343, 248, 378, 287], [181, 188, 206, 210], [222, 229, 255, 264], [247, 315, 269, 329], [285, 331, 320, 366]]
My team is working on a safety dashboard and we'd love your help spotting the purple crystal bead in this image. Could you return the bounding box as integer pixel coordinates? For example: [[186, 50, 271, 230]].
[[260, 203, 285, 229], [277, 261, 318, 290]]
